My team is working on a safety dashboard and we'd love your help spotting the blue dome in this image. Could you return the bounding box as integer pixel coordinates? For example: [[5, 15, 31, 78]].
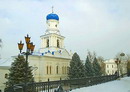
[[46, 13, 59, 20]]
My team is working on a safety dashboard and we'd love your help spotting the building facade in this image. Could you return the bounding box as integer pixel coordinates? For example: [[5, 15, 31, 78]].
[[0, 10, 72, 91], [105, 59, 127, 75], [0, 66, 10, 91], [28, 11, 72, 82]]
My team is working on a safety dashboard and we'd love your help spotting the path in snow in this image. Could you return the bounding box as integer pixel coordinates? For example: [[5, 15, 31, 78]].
[[71, 77, 130, 92]]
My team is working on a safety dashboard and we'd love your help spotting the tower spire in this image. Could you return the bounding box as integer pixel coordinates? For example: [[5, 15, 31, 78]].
[[52, 6, 54, 13]]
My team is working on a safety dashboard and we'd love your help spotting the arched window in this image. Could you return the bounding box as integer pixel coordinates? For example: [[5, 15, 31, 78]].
[[47, 66, 48, 74], [107, 70, 109, 74], [5, 73, 8, 79], [67, 66, 69, 74], [56, 66, 59, 74], [50, 66, 52, 74], [57, 39, 59, 48], [65, 66, 67, 74], [112, 70, 114, 74], [107, 65, 109, 68], [112, 65, 113, 68], [62, 66, 64, 74], [47, 39, 49, 47]]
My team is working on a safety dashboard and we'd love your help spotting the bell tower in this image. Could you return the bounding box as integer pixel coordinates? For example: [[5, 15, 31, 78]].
[[40, 9, 65, 53]]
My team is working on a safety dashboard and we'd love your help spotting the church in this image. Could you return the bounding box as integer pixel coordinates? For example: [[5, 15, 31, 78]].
[[0, 9, 72, 91], [28, 10, 72, 82]]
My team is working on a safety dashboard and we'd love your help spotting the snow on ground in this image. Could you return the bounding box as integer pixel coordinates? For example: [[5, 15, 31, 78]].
[[71, 77, 130, 92]]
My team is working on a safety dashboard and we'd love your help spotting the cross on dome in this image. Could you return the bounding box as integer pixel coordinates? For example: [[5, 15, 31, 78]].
[[52, 6, 54, 13], [46, 6, 59, 21]]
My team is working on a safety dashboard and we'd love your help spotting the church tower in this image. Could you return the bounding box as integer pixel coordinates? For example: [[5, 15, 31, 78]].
[[40, 9, 65, 53]]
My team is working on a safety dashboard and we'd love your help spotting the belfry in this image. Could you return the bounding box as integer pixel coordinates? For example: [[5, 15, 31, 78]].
[[28, 8, 72, 82], [40, 8, 65, 53]]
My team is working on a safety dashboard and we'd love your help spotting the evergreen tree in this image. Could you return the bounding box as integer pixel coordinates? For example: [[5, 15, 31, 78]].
[[69, 53, 85, 79], [7, 55, 33, 87], [93, 57, 102, 76], [85, 56, 94, 77]]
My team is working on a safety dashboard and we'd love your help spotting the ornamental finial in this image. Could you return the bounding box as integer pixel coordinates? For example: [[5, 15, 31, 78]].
[[52, 6, 54, 13]]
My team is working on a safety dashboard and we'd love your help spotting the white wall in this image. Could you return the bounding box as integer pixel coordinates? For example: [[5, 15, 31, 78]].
[[0, 67, 9, 91], [29, 55, 71, 82]]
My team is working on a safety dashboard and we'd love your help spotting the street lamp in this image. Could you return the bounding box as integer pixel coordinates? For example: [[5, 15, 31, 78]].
[[18, 34, 35, 92], [115, 53, 125, 77], [115, 58, 121, 77]]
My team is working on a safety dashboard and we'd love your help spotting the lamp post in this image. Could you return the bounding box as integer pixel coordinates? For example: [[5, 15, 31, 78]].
[[115, 53, 125, 77], [18, 34, 35, 92], [115, 58, 121, 77]]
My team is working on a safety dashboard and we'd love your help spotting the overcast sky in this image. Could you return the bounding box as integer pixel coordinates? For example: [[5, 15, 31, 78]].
[[0, 0, 130, 60]]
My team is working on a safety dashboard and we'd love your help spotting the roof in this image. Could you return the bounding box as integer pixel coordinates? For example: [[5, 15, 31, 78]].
[[104, 59, 116, 63], [46, 13, 59, 20], [0, 66, 10, 69]]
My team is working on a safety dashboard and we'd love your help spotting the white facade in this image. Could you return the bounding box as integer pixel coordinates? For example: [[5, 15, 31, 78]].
[[105, 59, 117, 75], [28, 12, 72, 82], [105, 59, 127, 75], [0, 66, 10, 91], [0, 11, 72, 91]]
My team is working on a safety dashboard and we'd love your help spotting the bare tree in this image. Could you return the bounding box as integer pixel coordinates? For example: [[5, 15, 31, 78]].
[[97, 56, 105, 75], [87, 50, 96, 63]]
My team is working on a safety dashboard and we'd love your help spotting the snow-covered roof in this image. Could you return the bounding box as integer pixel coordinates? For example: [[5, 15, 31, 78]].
[[104, 59, 116, 63], [0, 66, 10, 69], [32, 49, 72, 59]]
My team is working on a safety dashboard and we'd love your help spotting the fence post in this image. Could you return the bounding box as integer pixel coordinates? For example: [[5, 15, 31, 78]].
[[48, 78, 50, 92]]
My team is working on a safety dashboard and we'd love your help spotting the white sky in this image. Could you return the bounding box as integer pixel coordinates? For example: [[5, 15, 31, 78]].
[[0, 0, 130, 60]]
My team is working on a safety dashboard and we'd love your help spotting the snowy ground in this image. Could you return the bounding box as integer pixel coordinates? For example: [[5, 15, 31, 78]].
[[71, 77, 130, 92]]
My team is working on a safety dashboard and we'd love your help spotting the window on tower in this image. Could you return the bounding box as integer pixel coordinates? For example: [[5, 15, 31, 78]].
[[57, 39, 60, 48], [47, 39, 49, 47]]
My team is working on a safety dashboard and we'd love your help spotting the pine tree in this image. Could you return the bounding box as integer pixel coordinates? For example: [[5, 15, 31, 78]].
[[93, 57, 102, 76], [68, 53, 85, 79], [85, 56, 94, 77], [7, 55, 33, 87]]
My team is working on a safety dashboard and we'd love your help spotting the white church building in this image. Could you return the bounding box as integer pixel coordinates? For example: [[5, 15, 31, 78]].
[[0, 10, 72, 90], [28, 11, 72, 82]]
